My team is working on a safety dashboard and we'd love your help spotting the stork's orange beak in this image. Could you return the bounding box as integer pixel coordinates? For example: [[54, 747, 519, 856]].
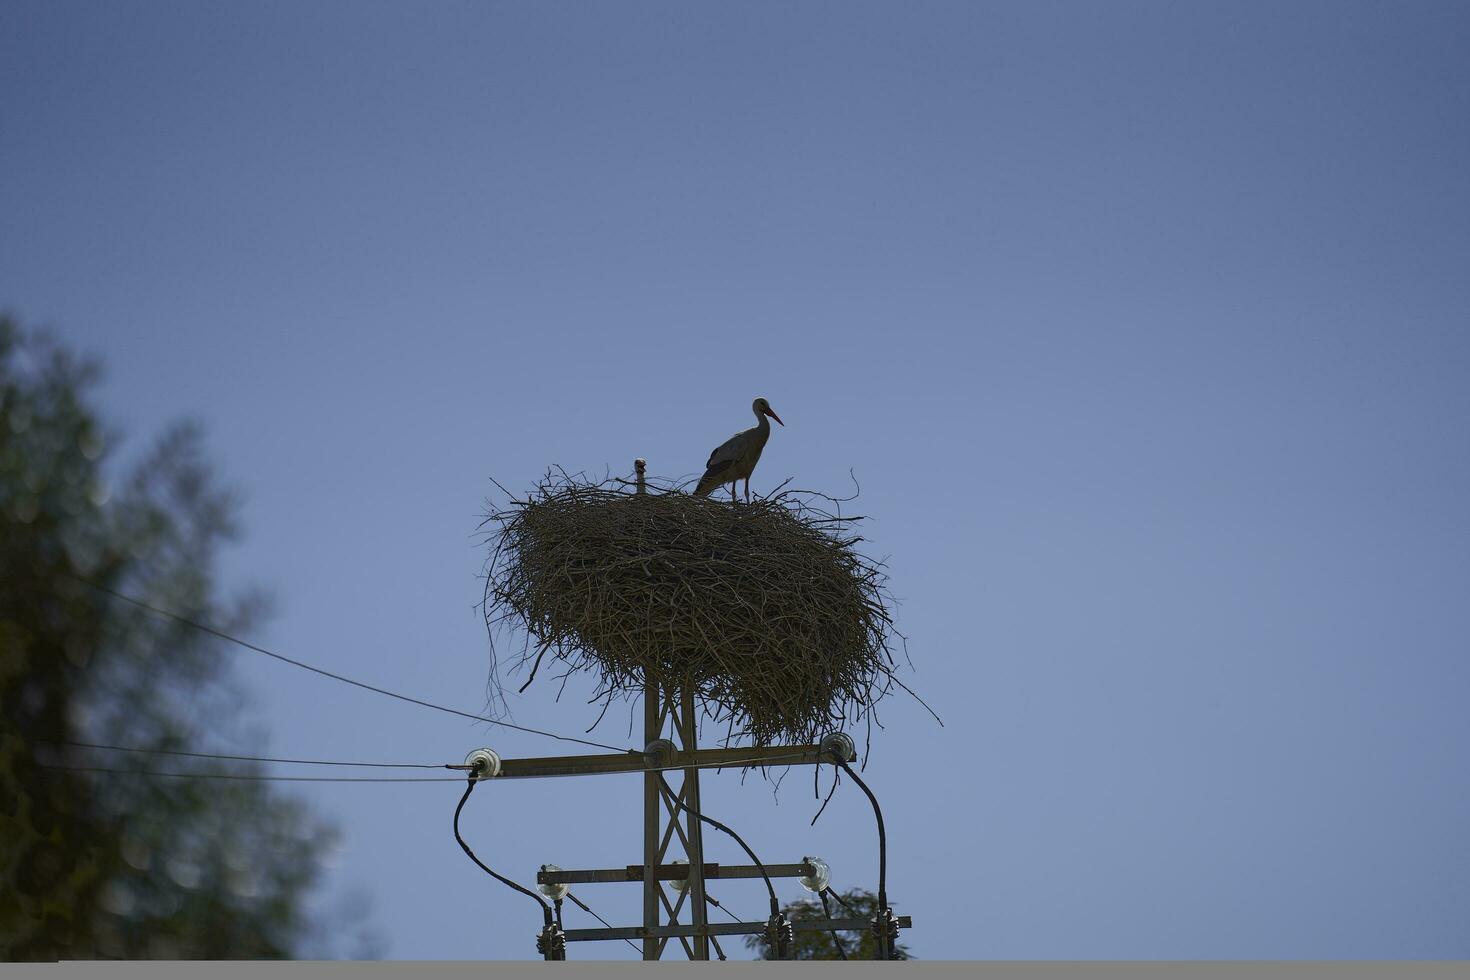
[[766, 408, 784, 426]]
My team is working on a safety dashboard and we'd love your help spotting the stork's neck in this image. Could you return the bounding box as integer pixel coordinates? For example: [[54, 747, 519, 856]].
[[752, 408, 771, 438]]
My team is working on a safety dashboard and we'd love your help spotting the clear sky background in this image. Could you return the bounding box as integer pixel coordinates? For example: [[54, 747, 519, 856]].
[[4, 0, 1469, 961]]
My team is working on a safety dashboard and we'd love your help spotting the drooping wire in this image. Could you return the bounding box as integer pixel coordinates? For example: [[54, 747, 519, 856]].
[[43, 740, 449, 769], [655, 773, 779, 916], [832, 758, 896, 960], [452, 777, 551, 924], [833, 759, 887, 904], [74, 576, 634, 754]]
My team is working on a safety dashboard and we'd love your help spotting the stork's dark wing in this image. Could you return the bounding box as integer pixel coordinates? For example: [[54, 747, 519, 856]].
[[693, 429, 748, 496], [694, 449, 737, 497], [700, 457, 734, 481], [704, 430, 743, 469]]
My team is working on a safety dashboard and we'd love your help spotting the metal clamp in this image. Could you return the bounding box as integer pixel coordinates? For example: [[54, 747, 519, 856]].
[[766, 910, 795, 960], [871, 905, 900, 959], [536, 922, 566, 960]]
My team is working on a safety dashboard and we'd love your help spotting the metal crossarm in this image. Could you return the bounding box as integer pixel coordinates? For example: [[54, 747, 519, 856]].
[[479, 742, 823, 779], [562, 915, 914, 943], [538, 862, 818, 885], [474, 673, 889, 958]]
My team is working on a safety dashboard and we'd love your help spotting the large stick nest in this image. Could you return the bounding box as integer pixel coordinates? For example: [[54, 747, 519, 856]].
[[480, 472, 912, 748]]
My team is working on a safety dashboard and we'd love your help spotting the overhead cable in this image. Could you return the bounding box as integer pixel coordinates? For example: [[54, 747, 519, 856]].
[[44, 740, 447, 769], [72, 576, 634, 754]]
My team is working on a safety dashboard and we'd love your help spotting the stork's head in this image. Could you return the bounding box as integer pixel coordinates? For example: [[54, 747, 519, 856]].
[[753, 397, 784, 426]]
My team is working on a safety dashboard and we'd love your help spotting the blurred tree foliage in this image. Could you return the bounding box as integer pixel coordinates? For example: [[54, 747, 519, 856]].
[[744, 888, 911, 961], [0, 316, 338, 960]]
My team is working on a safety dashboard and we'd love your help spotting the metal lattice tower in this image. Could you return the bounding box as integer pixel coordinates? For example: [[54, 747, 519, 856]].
[[462, 461, 912, 959], [642, 680, 709, 959]]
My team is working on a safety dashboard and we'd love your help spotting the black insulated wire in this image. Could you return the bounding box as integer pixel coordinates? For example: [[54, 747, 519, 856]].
[[452, 777, 552, 925], [833, 759, 887, 903], [817, 889, 849, 960], [655, 773, 779, 916], [831, 758, 897, 959]]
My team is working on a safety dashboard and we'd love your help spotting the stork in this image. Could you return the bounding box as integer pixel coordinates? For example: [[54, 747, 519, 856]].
[[693, 397, 785, 502]]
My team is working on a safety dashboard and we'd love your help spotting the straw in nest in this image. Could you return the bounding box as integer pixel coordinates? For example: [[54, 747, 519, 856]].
[[481, 472, 920, 748]]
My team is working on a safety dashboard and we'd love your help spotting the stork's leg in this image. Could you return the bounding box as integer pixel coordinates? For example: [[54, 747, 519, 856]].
[[729, 483, 737, 503], [744, 478, 751, 503]]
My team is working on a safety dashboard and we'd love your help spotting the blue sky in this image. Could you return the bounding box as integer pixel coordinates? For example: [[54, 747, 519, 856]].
[[4, 0, 1468, 960]]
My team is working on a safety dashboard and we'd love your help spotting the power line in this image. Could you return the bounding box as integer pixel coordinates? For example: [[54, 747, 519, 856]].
[[73, 577, 634, 754], [52, 739, 810, 775], [56, 738, 812, 776], [46, 740, 448, 769], [39, 764, 462, 783], [39, 750, 815, 783]]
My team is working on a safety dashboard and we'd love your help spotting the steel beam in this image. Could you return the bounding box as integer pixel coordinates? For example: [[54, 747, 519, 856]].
[[487, 742, 822, 779], [678, 688, 710, 960], [562, 915, 913, 943], [538, 862, 815, 885], [642, 677, 661, 960]]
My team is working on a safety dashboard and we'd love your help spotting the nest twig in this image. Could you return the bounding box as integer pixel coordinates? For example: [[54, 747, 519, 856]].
[[479, 470, 915, 748]]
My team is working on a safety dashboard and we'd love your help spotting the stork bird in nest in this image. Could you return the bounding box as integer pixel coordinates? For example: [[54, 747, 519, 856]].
[[694, 397, 784, 502]]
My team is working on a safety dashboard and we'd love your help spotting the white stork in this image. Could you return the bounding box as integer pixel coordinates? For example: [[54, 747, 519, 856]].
[[693, 397, 784, 502]]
